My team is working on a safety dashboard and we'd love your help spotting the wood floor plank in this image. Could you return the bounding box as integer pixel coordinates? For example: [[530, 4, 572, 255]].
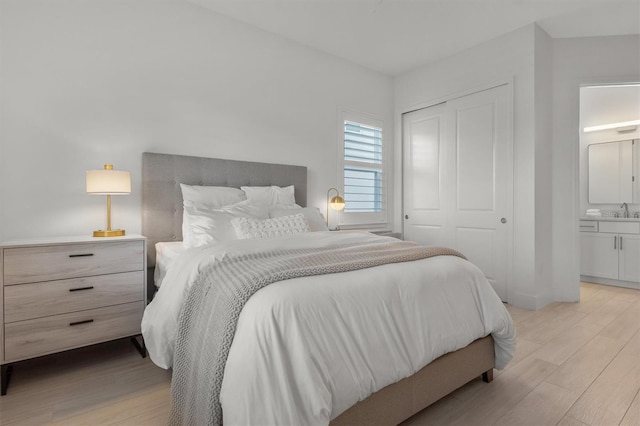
[[577, 295, 634, 328], [598, 285, 640, 302], [528, 323, 601, 366], [544, 334, 627, 394], [412, 376, 525, 425], [516, 309, 587, 345], [433, 358, 558, 425], [571, 286, 611, 314], [597, 300, 640, 343], [494, 381, 580, 426], [580, 282, 604, 291], [500, 338, 541, 372], [620, 390, 640, 426], [49, 385, 170, 426], [0, 406, 53, 426], [556, 415, 590, 426], [566, 331, 640, 426], [50, 363, 170, 422], [511, 304, 564, 334]]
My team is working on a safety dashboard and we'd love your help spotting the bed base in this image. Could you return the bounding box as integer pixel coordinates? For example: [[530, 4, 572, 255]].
[[330, 335, 495, 426]]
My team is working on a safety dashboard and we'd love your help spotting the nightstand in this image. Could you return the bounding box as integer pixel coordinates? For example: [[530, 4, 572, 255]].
[[0, 235, 147, 395]]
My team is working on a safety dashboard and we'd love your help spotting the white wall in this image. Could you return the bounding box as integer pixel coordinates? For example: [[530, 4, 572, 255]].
[[395, 24, 544, 309], [395, 28, 640, 309], [579, 84, 640, 214], [0, 0, 394, 242], [534, 25, 554, 307], [552, 35, 640, 302]]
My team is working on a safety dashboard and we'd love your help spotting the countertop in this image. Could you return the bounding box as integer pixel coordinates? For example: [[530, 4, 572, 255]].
[[580, 217, 640, 222]]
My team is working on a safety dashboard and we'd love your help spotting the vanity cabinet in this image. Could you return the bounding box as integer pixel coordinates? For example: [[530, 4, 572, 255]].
[[580, 220, 640, 287], [581, 232, 620, 280], [618, 234, 640, 282]]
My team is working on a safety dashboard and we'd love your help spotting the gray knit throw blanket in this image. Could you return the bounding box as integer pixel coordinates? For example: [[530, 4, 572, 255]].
[[169, 239, 466, 426]]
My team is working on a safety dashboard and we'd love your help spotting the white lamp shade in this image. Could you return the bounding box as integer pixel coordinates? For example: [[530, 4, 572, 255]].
[[86, 169, 131, 194], [330, 196, 345, 211]]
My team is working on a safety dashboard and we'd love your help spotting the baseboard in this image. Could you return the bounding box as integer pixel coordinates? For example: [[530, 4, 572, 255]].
[[580, 276, 640, 290]]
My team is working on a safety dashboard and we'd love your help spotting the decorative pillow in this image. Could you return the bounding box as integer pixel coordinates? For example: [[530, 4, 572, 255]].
[[231, 213, 310, 239], [182, 201, 268, 248], [269, 207, 329, 232], [180, 184, 246, 208], [240, 185, 296, 206]]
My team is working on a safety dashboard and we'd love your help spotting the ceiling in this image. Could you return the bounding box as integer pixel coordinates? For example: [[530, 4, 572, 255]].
[[185, 0, 640, 76]]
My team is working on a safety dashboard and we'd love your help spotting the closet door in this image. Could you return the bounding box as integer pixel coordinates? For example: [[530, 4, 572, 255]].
[[447, 84, 510, 301], [402, 84, 511, 301], [402, 103, 447, 246]]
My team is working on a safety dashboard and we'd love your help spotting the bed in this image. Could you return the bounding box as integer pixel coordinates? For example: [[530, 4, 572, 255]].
[[140, 152, 515, 425]]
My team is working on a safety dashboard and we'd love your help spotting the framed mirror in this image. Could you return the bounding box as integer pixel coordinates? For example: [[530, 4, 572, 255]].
[[588, 140, 636, 204]]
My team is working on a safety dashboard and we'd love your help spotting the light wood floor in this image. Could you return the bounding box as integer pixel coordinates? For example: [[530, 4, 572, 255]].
[[1, 282, 638, 425]]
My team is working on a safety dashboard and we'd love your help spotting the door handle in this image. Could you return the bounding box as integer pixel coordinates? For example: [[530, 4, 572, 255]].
[[614, 235, 617, 250], [405, 215, 409, 219], [620, 236, 623, 251], [501, 218, 507, 224]]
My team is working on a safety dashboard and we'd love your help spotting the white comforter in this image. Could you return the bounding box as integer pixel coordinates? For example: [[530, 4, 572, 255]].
[[142, 231, 515, 424]]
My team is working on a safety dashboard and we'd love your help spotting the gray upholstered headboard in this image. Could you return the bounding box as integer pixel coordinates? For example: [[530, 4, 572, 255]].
[[142, 152, 308, 268]]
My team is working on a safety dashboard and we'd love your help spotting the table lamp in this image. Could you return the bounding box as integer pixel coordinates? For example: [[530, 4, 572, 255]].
[[326, 187, 345, 230], [86, 164, 131, 237]]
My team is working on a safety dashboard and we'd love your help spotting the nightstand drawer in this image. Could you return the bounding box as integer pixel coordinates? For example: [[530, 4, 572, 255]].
[[3, 241, 144, 285], [4, 301, 144, 361], [4, 271, 144, 323]]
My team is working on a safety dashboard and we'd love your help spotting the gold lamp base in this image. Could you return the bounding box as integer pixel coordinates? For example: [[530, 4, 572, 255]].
[[93, 229, 126, 237]]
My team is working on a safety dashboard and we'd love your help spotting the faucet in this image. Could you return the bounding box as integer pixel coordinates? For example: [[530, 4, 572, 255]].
[[621, 203, 629, 218]]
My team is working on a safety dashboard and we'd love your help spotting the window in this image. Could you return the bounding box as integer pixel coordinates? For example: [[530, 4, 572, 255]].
[[338, 112, 386, 226]]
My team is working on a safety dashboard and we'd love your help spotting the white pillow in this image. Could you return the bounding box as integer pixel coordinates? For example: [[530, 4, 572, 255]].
[[269, 206, 329, 232], [268, 203, 302, 211], [179, 184, 251, 245], [231, 213, 310, 239], [182, 201, 268, 248], [180, 184, 246, 208], [241, 185, 296, 206]]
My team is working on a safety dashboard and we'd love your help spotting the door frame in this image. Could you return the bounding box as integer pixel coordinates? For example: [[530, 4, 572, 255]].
[[399, 78, 514, 303]]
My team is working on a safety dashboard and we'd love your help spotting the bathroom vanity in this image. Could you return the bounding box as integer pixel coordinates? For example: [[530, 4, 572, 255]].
[[580, 217, 640, 289]]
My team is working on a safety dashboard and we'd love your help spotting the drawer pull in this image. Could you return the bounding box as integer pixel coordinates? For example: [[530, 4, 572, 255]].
[[69, 286, 94, 292], [69, 319, 94, 327], [68, 253, 94, 258]]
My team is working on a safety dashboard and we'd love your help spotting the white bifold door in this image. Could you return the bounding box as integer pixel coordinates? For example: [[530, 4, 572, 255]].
[[403, 84, 512, 301]]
